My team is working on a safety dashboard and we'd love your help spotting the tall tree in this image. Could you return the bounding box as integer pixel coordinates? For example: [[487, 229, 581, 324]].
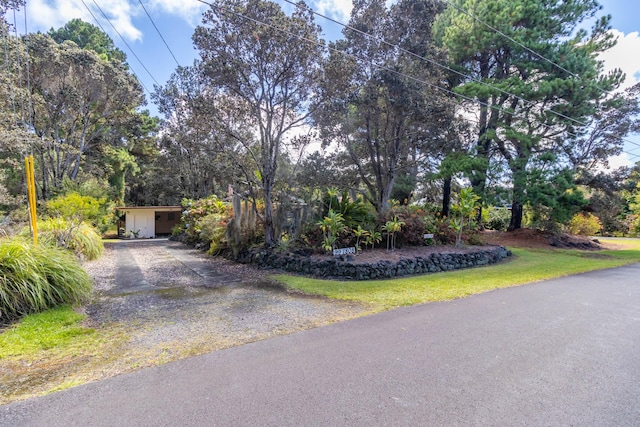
[[315, 0, 452, 215], [25, 32, 144, 198], [48, 19, 127, 65], [192, 0, 323, 247], [436, 0, 623, 230]]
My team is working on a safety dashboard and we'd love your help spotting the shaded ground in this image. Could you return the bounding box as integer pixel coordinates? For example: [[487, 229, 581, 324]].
[[0, 240, 372, 404]]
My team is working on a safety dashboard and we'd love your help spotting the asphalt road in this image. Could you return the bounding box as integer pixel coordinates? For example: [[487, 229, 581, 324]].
[[2, 263, 640, 426]]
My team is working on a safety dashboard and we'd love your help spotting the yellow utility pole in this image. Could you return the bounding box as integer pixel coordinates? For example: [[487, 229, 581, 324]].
[[24, 155, 38, 245]]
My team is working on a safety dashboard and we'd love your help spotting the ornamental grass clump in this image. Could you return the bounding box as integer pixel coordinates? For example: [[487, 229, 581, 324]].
[[20, 218, 104, 261], [0, 237, 92, 323]]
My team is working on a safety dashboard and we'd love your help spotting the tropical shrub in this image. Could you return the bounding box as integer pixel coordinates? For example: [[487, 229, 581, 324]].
[[317, 209, 347, 252], [486, 206, 511, 231], [451, 188, 480, 246], [0, 237, 92, 323], [198, 213, 230, 254], [178, 195, 233, 250], [322, 189, 375, 229], [46, 192, 113, 233], [383, 206, 427, 247], [382, 216, 405, 251], [568, 213, 602, 236], [21, 218, 104, 261]]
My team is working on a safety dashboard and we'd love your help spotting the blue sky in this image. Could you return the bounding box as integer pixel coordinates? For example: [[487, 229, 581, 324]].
[[9, 0, 640, 165]]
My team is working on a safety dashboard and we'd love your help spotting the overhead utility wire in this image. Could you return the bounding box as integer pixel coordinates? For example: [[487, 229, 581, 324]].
[[138, 0, 180, 67], [282, 0, 640, 156], [441, 0, 578, 79], [440, 0, 640, 149], [89, 0, 160, 87], [195, 0, 640, 160], [285, 0, 640, 155], [78, 0, 152, 94], [282, 0, 591, 133]]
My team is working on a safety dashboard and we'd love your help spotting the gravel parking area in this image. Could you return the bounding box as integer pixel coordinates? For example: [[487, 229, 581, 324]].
[[83, 240, 371, 364]]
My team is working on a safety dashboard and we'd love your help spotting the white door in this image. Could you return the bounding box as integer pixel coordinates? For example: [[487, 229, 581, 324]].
[[133, 212, 153, 238]]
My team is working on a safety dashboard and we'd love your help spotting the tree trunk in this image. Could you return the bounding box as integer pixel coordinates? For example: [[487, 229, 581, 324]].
[[508, 201, 523, 231], [441, 175, 451, 218]]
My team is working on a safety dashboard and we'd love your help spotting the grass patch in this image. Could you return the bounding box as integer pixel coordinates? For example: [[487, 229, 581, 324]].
[[274, 242, 640, 310], [0, 306, 96, 359], [0, 305, 129, 404]]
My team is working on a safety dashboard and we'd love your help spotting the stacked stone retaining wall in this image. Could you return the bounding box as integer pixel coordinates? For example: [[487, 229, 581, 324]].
[[232, 246, 512, 280]]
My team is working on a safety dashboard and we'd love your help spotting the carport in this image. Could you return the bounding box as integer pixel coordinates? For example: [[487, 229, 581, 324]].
[[117, 206, 182, 238]]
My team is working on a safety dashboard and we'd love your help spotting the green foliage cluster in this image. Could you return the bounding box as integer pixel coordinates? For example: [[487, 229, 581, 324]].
[[0, 238, 92, 323], [46, 192, 113, 234], [307, 189, 483, 253], [322, 190, 376, 229], [450, 188, 480, 247], [178, 195, 232, 252], [485, 206, 511, 231], [568, 213, 602, 236]]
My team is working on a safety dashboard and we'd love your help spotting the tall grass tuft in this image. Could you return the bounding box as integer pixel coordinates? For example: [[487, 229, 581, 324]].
[[0, 237, 92, 323], [21, 218, 104, 261]]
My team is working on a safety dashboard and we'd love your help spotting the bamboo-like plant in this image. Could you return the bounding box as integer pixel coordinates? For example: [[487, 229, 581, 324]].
[[382, 216, 405, 251], [352, 225, 369, 251], [364, 229, 382, 250], [317, 209, 347, 252], [453, 188, 480, 247]]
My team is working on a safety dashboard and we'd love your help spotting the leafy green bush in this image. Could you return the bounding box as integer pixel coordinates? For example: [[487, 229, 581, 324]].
[[178, 195, 232, 249], [0, 238, 92, 323], [568, 213, 602, 236], [322, 190, 375, 229], [486, 206, 511, 231], [198, 213, 230, 254], [424, 212, 457, 245], [23, 218, 104, 261], [46, 192, 113, 233]]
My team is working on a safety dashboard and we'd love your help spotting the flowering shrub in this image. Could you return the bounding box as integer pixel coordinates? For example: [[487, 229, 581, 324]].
[[178, 195, 232, 249]]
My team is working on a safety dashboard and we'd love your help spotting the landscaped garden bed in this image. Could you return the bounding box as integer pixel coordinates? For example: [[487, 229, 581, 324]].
[[232, 245, 511, 280]]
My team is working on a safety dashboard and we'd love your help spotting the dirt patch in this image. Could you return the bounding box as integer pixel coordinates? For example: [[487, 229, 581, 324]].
[[480, 229, 603, 250]]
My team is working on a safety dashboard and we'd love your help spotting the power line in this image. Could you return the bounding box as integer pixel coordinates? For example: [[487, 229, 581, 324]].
[[283, 0, 640, 154], [89, 0, 160, 87], [77, 0, 152, 95], [138, 0, 181, 67], [439, 0, 640, 149], [441, 0, 579, 79], [195, 0, 640, 162], [282, 0, 590, 132]]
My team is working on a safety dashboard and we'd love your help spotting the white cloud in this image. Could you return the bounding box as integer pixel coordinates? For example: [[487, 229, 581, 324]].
[[25, 0, 207, 42], [27, 0, 142, 41], [148, 0, 206, 26], [311, 0, 352, 22], [599, 29, 640, 91]]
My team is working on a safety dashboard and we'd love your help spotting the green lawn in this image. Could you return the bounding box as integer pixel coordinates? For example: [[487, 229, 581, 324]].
[[274, 239, 640, 310]]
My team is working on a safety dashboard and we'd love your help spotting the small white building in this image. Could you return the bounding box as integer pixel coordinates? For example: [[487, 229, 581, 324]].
[[117, 206, 182, 238]]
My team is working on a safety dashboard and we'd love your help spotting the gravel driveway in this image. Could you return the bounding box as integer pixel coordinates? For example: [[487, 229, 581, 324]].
[[84, 239, 371, 362]]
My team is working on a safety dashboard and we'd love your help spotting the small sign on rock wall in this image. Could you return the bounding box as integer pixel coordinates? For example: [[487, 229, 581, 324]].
[[333, 247, 356, 256], [424, 233, 434, 239]]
